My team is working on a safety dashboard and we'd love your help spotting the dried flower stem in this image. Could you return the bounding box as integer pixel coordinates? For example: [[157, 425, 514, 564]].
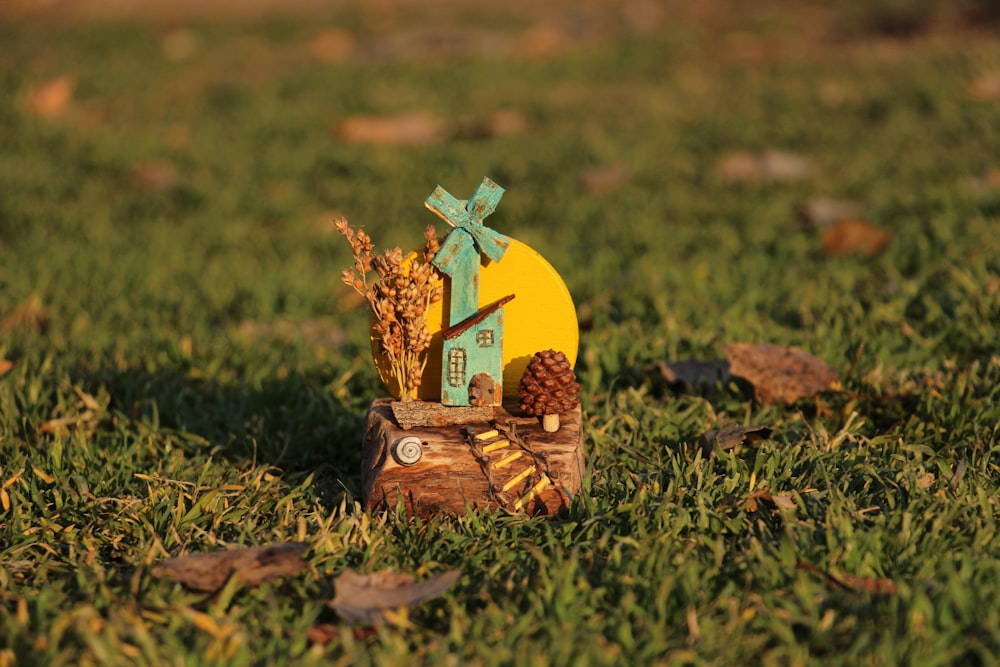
[[337, 218, 442, 400]]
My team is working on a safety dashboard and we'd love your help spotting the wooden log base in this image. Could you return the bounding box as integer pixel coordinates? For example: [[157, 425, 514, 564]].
[[390, 400, 492, 430], [361, 397, 584, 518]]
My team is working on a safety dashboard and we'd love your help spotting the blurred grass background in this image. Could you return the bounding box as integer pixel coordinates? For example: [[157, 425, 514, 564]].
[[1, 0, 1000, 664]]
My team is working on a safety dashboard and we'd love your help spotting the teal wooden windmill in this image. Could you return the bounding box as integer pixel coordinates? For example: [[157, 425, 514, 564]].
[[425, 177, 515, 407]]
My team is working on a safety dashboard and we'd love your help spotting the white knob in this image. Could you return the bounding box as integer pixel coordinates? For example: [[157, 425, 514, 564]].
[[392, 436, 423, 466]]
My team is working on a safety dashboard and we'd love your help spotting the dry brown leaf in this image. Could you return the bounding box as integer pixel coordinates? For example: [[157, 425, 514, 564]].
[[453, 110, 528, 140], [578, 166, 631, 194], [821, 218, 892, 258], [724, 342, 839, 405], [306, 623, 339, 644], [37, 386, 109, 438], [335, 112, 449, 146], [1, 294, 49, 333], [330, 568, 460, 626], [308, 29, 357, 63], [150, 542, 309, 592], [797, 562, 896, 595], [968, 168, 1000, 195], [651, 360, 732, 387], [743, 487, 796, 512], [717, 149, 815, 183], [967, 71, 1000, 101], [307, 623, 378, 644], [24, 75, 75, 119], [515, 23, 569, 59], [698, 425, 773, 457], [129, 161, 178, 192], [478, 110, 527, 138], [0, 359, 13, 378], [799, 196, 863, 227]]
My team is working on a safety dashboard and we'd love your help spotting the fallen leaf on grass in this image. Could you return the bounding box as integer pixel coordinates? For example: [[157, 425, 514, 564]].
[[308, 29, 357, 63], [128, 161, 178, 192], [967, 71, 1000, 101], [821, 218, 892, 258], [798, 196, 863, 227], [968, 168, 1000, 195], [24, 75, 75, 119], [307, 623, 378, 645], [515, 23, 570, 59], [578, 166, 631, 194], [335, 112, 449, 146], [2, 468, 26, 511], [797, 562, 896, 595], [1, 294, 50, 333], [330, 568, 460, 626], [724, 342, 839, 405], [717, 149, 815, 183], [651, 360, 732, 388], [151, 542, 309, 592], [743, 487, 796, 512], [37, 386, 109, 438], [307, 623, 339, 644], [698, 425, 773, 457], [453, 110, 528, 140], [915, 471, 935, 490], [335, 109, 526, 146], [0, 359, 12, 378]]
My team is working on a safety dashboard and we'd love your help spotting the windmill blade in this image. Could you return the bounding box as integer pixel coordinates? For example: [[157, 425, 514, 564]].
[[466, 223, 510, 264], [425, 186, 470, 229], [466, 177, 505, 220], [426, 177, 510, 263], [433, 228, 476, 276]]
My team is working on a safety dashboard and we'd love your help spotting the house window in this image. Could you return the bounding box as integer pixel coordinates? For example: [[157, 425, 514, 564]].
[[447, 348, 467, 387], [476, 329, 494, 347]]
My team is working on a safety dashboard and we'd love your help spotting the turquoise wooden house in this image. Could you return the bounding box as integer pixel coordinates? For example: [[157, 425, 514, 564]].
[[426, 177, 513, 407], [440, 293, 515, 406]]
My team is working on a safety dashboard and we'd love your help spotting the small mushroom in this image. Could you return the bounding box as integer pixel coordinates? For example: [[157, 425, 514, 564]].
[[391, 436, 423, 466], [518, 349, 581, 432]]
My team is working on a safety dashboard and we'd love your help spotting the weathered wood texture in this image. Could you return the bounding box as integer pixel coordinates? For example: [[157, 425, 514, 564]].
[[390, 400, 492, 430], [427, 178, 512, 407], [362, 398, 584, 518]]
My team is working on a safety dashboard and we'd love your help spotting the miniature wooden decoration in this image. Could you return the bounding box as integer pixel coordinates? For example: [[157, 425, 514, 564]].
[[426, 178, 513, 407], [441, 294, 515, 407], [425, 178, 509, 326], [370, 239, 578, 402], [343, 177, 585, 518]]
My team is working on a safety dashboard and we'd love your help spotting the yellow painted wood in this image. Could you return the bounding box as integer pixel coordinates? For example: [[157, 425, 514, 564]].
[[501, 465, 536, 492], [475, 429, 500, 441], [481, 439, 510, 453], [514, 477, 550, 510], [372, 237, 578, 400], [493, 451, 523, 469]]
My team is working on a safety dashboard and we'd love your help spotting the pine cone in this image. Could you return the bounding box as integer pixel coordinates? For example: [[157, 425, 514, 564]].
[[518, 349, 581, 417]]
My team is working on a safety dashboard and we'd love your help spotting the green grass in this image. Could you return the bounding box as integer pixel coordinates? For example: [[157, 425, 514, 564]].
[[2, 3, 1000, 664]]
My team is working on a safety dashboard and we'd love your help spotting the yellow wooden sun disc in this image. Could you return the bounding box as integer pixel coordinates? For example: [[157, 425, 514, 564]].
[[372, 237, 578, 401]]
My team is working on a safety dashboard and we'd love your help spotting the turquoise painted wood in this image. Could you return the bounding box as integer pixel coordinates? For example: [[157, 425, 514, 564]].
[[425, 177, 510, 325], [434, 232, 478, 321], [439, 295, 514, 407], [424, 177, 514, 406]]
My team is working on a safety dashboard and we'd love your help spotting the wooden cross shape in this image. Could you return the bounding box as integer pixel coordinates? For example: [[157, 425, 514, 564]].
[[425, 177, 510, 323]]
